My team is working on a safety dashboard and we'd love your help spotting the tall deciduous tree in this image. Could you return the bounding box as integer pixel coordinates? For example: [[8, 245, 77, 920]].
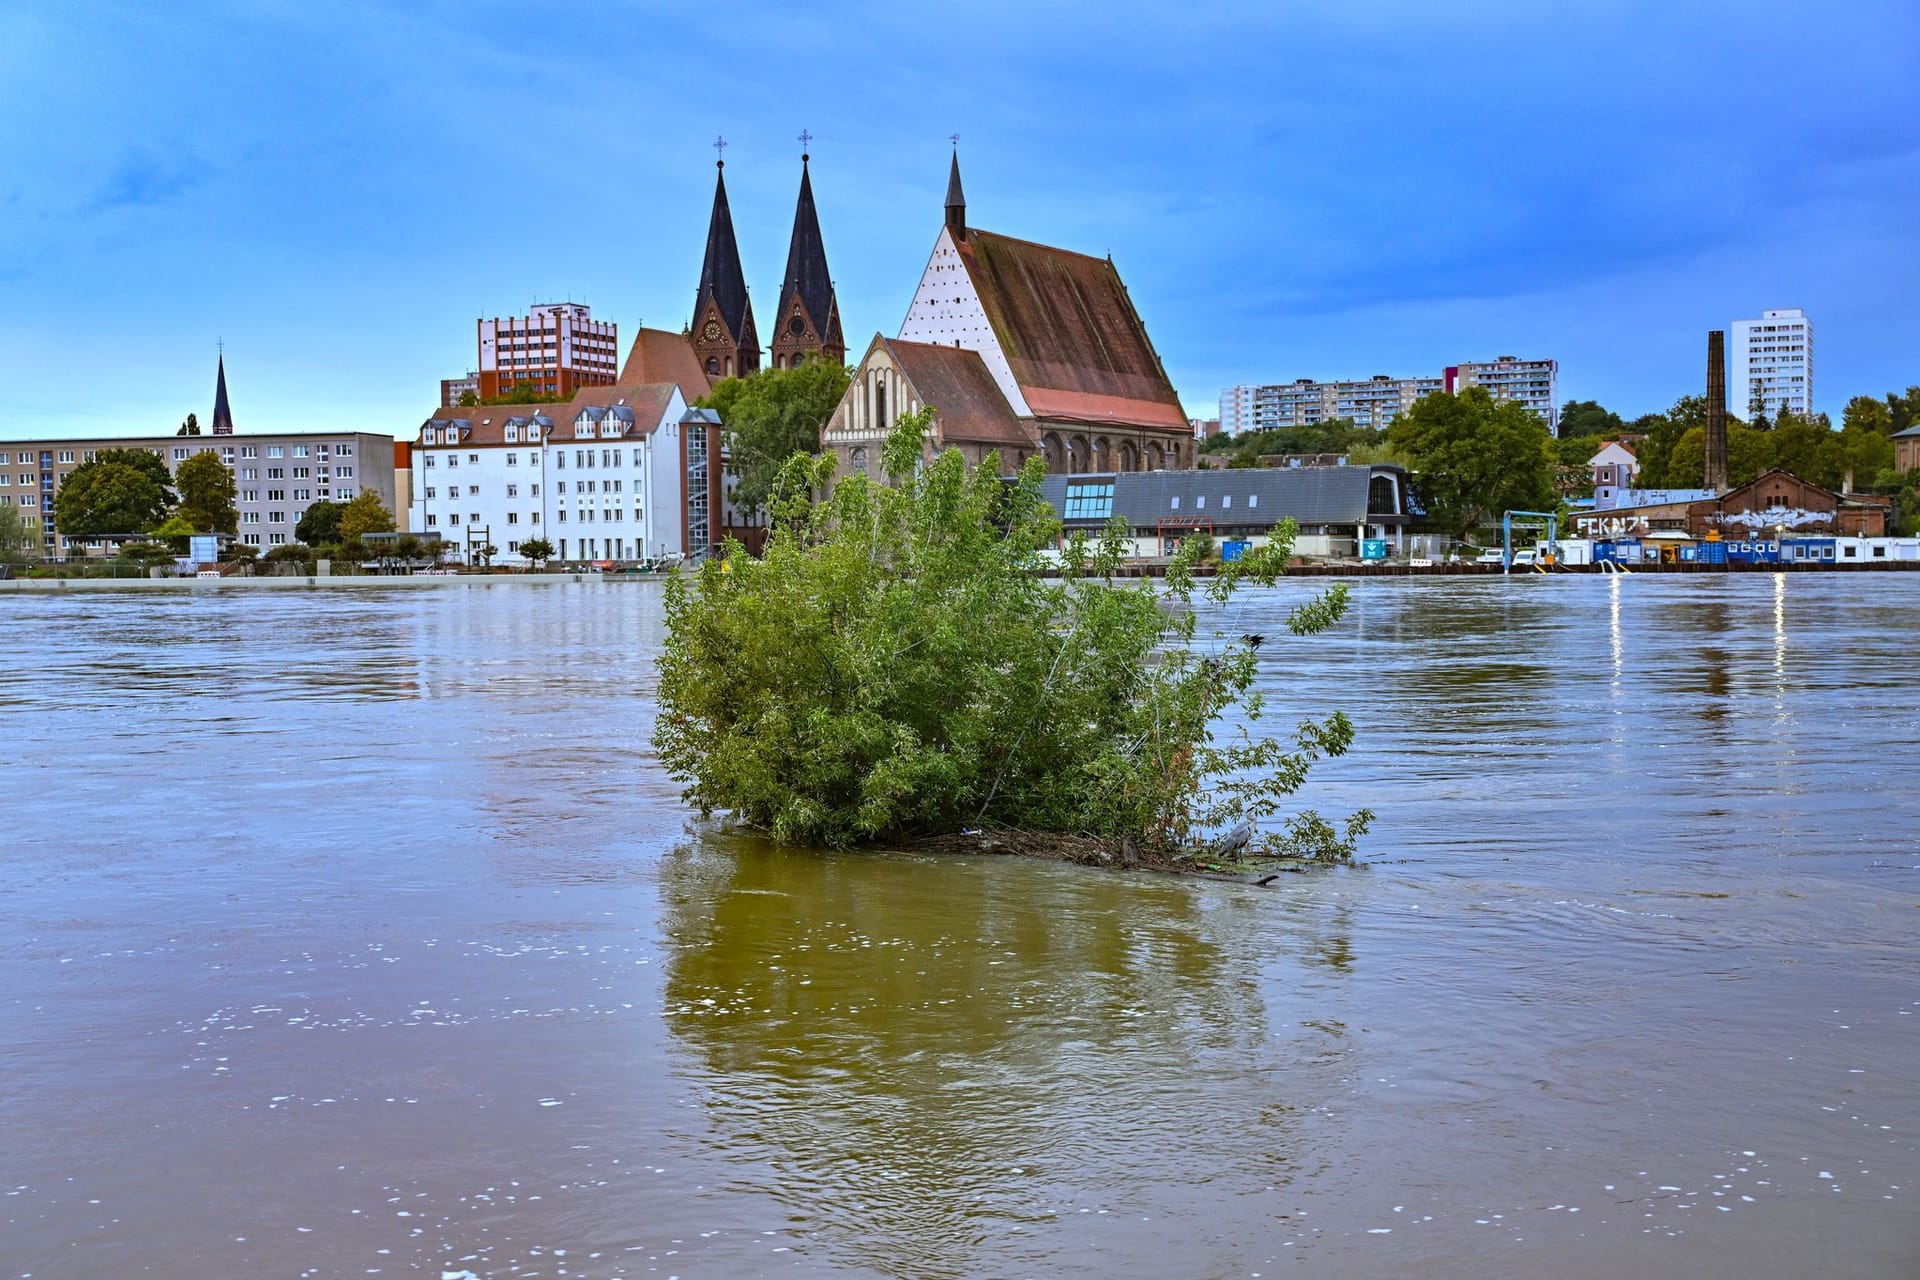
[[338, 491, 394, 543], [295, 500, 344, 547], [1668, 424, 1775, 490], [174, 452, 238, 532], [52, 449, 175, 537], [1385, 388, 1556, 537], [0, 501, 42, 560], [1557, 399, 1626, 439], [700, 358, 852, 517], [176, 413, 201, 436]]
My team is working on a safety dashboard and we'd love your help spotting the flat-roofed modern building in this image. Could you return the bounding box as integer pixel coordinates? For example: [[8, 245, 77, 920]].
[[0, 431, 396, 557], [1039, 464, 1419, 560], [1729, 307, 1813, 420], [1445, 357, 1559, 431], [477, 303, 619, 401]]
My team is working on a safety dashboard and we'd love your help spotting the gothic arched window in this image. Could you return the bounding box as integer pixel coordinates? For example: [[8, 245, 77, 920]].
[[873, 376, 888, 432], [706, 357, 720, 376]]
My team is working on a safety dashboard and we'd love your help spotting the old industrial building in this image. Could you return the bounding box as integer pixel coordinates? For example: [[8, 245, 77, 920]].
[[1573, 468, 1889, 542]]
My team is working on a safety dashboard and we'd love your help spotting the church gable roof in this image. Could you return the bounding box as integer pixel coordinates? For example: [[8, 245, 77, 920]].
[[883, 338, 1030, 450], [694, 164, 754, 346], [955, 229, 1186, 431], [618, 328, 712, 400], [778, 157, 838, 345]]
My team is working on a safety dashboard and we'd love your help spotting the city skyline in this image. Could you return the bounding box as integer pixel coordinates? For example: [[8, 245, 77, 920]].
[[2, 0, 1916, 440]]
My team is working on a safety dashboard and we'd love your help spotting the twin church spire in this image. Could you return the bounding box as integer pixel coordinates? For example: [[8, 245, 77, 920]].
[[688, 144, 844, 381]]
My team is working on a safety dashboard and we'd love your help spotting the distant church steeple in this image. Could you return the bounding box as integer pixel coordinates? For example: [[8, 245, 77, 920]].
[[690, 140, 759, 380], [770, 140, 844, 370], [211, 351, 234, 436], [944, 145, 967, 241]]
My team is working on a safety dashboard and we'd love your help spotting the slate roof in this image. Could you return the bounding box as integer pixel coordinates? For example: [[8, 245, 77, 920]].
[[1893, 424, 1920, 439], [617, 328, 712, 399], [211, 354, 234, 435], [419, 383, 678, 446], [956, 229, 1186, 431], [884, 338, 1029, 449], [1039, 467, 1392, 528], [776, 157, 840, 348], [694, 163, 754, 346]]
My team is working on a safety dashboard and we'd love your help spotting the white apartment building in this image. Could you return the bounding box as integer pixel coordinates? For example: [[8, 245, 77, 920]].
[[1217, 375, 1445, 434], [1445, 357, 1559, 432], [1220, 354, 1559, 438], [411, 383, 689, 566], [1729, 308, 1813, 420]]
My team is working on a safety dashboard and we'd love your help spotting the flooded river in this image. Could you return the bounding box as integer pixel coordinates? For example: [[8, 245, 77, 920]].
[[3, 575, 1917, 1278]]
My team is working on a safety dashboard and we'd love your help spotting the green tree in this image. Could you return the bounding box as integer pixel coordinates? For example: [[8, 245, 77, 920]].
[[224, 542, 259, 573], [294, 500, 344, 547], [1842, 395, 1892, 437], [0, 502, 43, 561], [337, 491, 394, 542], [1770, 412, 1845, 489], [518, 536, 553, 568], [456, 390, 479, 407], [52, 449, 175, 537], [1667, 423, 1774, 490], [481, 380, 571, 405], [151, 513, 197, 553], [1386, 388, 1556, 537], [653, 410, 1368, 857], [261, 542, 316, 573], [1557, 399, 1625, 438], [174, 451, 238, 532], [176, 413, 201, 436], [1887, 387, 1920, 434], [700, 358, 852, 517]]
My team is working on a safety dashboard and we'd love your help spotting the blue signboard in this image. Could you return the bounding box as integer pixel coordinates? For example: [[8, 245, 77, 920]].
[[189, 535, 220, 563], [1361, 539, 1389, 561]]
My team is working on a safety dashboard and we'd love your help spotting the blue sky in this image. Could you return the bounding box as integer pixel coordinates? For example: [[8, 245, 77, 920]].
[[2, 0, 1916, 439]]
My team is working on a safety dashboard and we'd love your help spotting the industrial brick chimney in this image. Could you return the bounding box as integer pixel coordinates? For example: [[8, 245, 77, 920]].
[[1705, 330, 1728, 493]]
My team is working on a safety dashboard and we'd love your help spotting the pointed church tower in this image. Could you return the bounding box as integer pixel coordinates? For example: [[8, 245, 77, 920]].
[[944, 147, 967, 241], [769, 148, 844, 370], [690, 155, 759, 380], [211, 353, 235, 435]]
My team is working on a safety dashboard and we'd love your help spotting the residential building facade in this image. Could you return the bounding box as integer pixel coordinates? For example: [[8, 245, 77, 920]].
[[477, 303, 619, 401], [1446, 356, 1559, 431], [1729, 307, 1814, 419], [0, 431, 395, 557], [411, 384, 689, 565], [1218, 374, 1447, 434], [1220, 355, 1557, 437], [440, 371, 480, 408]]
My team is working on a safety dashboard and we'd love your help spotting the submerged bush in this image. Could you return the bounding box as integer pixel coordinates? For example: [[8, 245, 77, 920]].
[[653, 413, 1367, 856]]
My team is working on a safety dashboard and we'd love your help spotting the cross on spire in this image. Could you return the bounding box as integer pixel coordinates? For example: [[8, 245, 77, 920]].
[[712, 134, 727, 166], [798, 128, 813, 157], [949, 133, 960, 147]]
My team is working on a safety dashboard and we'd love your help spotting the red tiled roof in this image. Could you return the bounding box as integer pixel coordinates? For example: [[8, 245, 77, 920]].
[[884, 338, 1031, 449], [617, 328, 712, 400], [956, 229, 1186, 432]]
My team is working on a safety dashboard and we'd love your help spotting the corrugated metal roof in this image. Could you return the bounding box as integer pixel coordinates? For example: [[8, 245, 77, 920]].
[[1039, 468, 1381, 527]]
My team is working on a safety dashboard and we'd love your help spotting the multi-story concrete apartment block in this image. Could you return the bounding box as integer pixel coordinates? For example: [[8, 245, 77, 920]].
[[1446, 356, 1559, 432], [0, 432, 396, 557], [1729, 307, 1813, 420], [1217, 375, 1444, 434], [1222, 355, 1557, 438], [439, 371, 480, 408], [476, 303, 620, 401], [411, 383, 691, 566]]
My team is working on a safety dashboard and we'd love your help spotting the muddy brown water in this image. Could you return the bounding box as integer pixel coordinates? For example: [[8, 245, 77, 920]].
[[2, 575, 1916, 1278]]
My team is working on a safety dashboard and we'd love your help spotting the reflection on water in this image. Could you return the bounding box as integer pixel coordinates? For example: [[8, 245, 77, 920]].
[[3, 576, 1918, 1279]]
